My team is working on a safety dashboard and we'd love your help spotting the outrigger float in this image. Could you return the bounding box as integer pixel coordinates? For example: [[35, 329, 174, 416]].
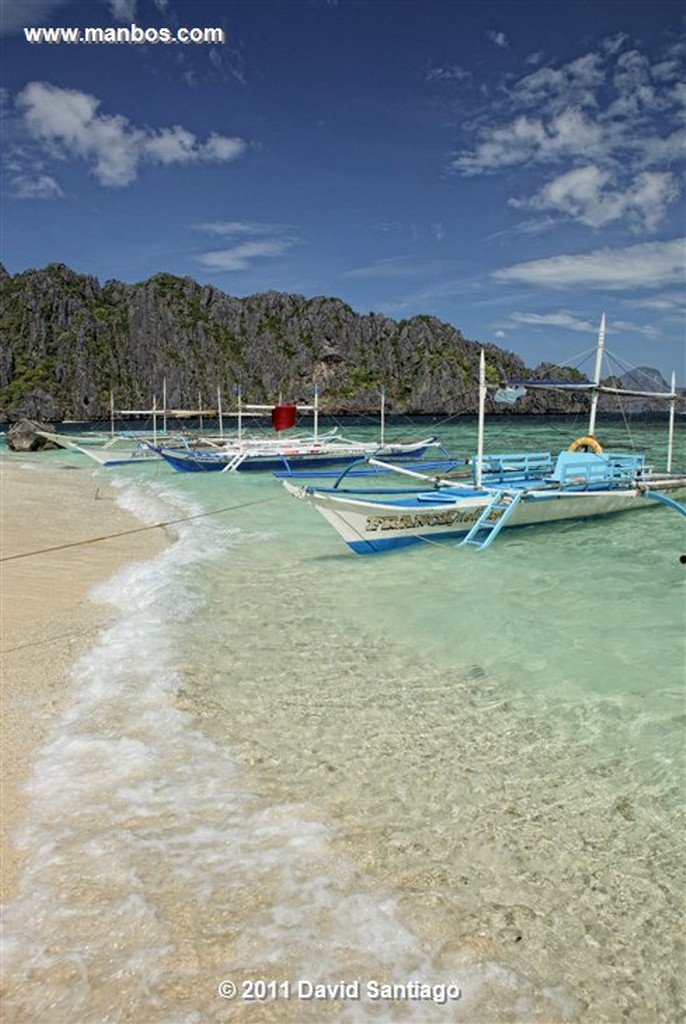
[[284, 317, 686, 553]]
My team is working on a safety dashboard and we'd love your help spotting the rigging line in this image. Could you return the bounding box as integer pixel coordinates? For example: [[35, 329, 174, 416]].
[[615, 394, 637, 452], [415, 532, 449, 548], [0, 494, 283, 563], [599, 362, 638, 451], [2, 625, 100, 655]]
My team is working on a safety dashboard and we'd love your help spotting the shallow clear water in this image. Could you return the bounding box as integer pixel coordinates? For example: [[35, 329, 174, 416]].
[[2, 417, 685, 1023]]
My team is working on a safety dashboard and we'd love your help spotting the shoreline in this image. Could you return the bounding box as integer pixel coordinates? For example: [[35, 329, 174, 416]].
[[0, 455, 167, 901]]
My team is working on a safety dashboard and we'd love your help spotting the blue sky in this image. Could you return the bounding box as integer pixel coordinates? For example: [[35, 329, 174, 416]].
[[1, 0, 684, 380]]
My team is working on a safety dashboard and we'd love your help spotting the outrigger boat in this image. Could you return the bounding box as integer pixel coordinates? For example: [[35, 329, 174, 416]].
[[37, 389, 230, 466], [154, 388, 447, 473], [284, 317, 686, 553], [155, 435, 444, 473]]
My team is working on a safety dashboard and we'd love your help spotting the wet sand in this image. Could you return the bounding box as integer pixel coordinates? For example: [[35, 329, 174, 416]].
[[0, 456, 166, 900]]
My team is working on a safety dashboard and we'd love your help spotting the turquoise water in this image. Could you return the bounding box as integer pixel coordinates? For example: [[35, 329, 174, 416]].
[[2, 417, 685, 1023]]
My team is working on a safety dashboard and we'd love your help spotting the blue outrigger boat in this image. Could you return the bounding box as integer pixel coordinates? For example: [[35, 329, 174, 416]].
[[284, 318, 686, 553], [152, 385, 451, 473], [155, 435, 445, 473]]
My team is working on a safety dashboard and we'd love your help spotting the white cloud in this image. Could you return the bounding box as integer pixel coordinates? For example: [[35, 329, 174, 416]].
[[511, 52, 605, 112], [493, 238, 686, 290], [201, 134, 246, 161], [9, 172, 63, 199], [634, 127, 686, 170], [513, 165, 680, 231], [144, 128, 244, 167], [488, 30, 509, 49], [143, 125, 198, 166], [454, 108, 605, 175], [194, 222, 297, 271], [197, 240, 292, 271], [196, 221, 288, 238], [14, 81, 246, 187], [451, 36, 685, 234], [630, 291, 685, 314], [509, 310, 598, 333], [505, 309, 660, 343]]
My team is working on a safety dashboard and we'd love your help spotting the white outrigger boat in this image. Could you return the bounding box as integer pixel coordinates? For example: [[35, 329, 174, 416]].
[[35, 389, 227, 466], [284, 317, 686, 553]]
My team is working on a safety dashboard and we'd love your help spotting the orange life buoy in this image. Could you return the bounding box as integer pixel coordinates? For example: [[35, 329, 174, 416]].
[[568, 435, 603, 454]]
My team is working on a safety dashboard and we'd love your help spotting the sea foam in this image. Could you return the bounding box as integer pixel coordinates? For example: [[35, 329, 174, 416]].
[[2, 476, 579, 1023]]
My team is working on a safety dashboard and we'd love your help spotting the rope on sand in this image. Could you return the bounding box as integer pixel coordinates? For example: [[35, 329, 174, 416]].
[[0, 495, 282, 563]]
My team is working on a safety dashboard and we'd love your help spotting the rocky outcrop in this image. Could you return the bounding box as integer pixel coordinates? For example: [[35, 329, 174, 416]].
[[6, 418, 59, 451]]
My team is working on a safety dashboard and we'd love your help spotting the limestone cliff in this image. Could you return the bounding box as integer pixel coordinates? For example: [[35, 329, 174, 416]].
[[0, 262, 658, 422]]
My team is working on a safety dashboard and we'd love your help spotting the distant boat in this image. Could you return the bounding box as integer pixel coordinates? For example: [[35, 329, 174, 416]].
[[156, 436, 443, 473], [284, 317, 686, 553], [35, 390, 227, 465], [154, 386, 448, 473]]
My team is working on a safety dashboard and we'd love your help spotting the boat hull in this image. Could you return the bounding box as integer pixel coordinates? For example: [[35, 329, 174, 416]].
[[158, 440, 437, 473], [285, 482, 686, 554], [159, 450, 368, 473], [73, 445, 162, 466]]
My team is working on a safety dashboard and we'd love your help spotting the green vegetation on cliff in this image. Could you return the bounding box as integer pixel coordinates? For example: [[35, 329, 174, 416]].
[[1, 262, 594, 422]]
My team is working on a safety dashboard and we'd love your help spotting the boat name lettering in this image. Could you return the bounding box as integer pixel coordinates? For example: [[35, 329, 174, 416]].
[[365, 508, 483, 532]]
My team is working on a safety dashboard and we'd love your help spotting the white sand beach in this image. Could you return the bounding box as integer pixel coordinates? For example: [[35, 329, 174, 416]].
[[0, 457, 166, 901]]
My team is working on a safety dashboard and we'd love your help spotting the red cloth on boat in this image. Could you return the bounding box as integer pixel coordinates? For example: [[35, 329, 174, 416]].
[[271, 404, 298, 432]]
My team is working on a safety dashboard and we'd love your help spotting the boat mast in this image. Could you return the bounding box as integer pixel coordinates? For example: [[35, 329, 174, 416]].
[[237, 385, 243, 441], [110, 390, 115, 438], [163, 378, 167, 434], [588, 313, 606, 438], [217, 386, 224, 439], [313, 385, 319, 442], [380, 387, 386, 445], [668, 371, 676, 472], [476, 349, 486, 490]]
